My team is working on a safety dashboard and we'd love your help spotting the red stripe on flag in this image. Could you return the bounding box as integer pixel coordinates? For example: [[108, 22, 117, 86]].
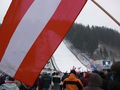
[[14, 0, 87, 86], [0, 0, 34, 61]]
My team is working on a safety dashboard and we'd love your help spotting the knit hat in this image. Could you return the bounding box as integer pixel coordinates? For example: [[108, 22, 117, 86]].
[[70, 69, 76, 75]]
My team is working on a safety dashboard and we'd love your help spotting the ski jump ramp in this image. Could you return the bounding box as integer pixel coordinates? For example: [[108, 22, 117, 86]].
[[52, 41, 90, 72]]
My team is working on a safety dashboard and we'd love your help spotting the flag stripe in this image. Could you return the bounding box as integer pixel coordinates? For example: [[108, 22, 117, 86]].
[[0, 0, 87, 86], [0, 0, 34, 61], [14, 0, 87, 86], [0, 0, 61, 76]]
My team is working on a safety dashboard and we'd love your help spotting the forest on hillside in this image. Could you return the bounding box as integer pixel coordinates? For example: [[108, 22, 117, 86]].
[[1, 23, 120, 59], [65, 23, 120, 57]]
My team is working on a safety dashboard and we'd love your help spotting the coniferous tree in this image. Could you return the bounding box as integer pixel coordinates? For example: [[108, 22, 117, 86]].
[[65, 23, 120, 56]]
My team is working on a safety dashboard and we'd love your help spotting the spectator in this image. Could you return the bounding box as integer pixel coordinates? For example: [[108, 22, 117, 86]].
[[0, 73, 6, 85], [63, 69, 83, 90], [107, 61, 120, 90], [39, 72, 52, 90], [83, 72, 90, 87], [78, 72, 85, 86], [52, 72, 61, 90], [0, 76, 19, 90], [83, 73, 103, 90], [62, 72, 68, 82]]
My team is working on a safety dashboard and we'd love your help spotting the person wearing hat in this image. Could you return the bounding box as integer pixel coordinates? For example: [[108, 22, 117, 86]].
[[63, 69, 83, 90]]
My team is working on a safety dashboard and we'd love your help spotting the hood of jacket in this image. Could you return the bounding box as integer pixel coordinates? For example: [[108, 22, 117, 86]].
[[67, 73, 77, 81]]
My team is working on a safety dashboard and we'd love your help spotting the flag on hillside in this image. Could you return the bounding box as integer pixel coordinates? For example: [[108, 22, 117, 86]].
[[0, 0, 87, 86]]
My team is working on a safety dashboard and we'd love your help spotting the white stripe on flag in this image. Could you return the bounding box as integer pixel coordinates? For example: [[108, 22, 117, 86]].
[[0, 0, 61, 76]]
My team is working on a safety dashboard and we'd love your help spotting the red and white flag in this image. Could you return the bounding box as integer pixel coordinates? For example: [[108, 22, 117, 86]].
[[0, 0, 87, 86]]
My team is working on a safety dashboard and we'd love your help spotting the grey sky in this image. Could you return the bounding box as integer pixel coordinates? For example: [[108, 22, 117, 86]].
[[75, 0, 120, 32], [0, 0, 120, 32]]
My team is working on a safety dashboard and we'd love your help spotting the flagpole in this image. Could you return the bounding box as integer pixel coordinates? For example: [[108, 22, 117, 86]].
[[91, 0, 120, 27]]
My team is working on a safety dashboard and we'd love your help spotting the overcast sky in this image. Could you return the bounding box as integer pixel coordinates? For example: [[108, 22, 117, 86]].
[[0, 0, 120, 32]]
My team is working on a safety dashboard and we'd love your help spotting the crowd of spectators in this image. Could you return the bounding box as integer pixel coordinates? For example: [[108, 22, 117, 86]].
[[0, 61, 120, 90]]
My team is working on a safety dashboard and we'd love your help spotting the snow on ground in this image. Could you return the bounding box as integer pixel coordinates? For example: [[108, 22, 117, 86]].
[[53, 41, 88, 73]]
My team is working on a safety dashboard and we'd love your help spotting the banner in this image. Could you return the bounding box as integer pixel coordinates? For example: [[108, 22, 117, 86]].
[[0, 0, 87, 86]]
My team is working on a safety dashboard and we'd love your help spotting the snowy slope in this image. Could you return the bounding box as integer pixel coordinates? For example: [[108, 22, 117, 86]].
[[53, 41, 89, 73]]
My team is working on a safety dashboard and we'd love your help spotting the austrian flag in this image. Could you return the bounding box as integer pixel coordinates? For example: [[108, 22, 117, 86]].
[[0, 0, 87, 86]]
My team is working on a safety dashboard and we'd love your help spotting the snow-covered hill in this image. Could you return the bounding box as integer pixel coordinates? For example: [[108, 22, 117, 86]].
[[53, 41, 90, 72]]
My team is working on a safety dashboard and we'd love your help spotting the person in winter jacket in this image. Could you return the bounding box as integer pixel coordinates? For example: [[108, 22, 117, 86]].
[[63, 69, 83, 90], [52, 72, 61, 90], [39, 72, 52, 90], [83, 73, 103, 90], [0, 76, 19, 90], [0, 73, 6, 85], [107, 61, 120, 90]]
